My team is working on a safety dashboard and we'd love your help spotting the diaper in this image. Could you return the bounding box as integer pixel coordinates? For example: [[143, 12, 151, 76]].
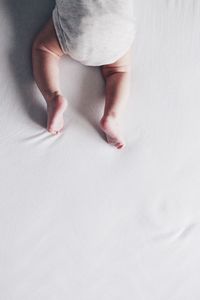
[[52, 0, 135, 66]]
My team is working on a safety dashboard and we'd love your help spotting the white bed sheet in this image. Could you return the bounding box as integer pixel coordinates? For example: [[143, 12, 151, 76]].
[[1, 0, 200, 299]]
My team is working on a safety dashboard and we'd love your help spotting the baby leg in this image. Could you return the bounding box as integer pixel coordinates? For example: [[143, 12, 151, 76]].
[[32, 17, 67, 134], [100, 48, 132, 149]]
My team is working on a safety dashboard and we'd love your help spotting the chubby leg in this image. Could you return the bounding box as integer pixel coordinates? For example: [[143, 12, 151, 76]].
[[32, 17, 67, 134], [100, 48, 132, 149]]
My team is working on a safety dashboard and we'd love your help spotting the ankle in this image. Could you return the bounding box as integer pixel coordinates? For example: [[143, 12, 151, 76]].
[[45, 91, 61, 103], [100, 113, 116, 129], [102, 111, 119, 121]]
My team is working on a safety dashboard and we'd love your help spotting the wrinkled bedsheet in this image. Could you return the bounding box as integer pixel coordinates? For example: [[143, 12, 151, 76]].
[[1, 1, 200, 299]]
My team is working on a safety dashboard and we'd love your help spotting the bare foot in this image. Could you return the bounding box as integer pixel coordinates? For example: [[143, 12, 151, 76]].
[[100, 115, 125, 149], [47, 94, 68, 135]]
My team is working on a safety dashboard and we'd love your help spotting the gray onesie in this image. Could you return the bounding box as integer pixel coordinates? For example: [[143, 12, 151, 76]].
[[52, 0, 135, 66]]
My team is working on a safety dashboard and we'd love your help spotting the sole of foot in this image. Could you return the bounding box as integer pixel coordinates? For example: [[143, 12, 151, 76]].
[[100, 115, 125, 149], [47, 94, 68, 135]]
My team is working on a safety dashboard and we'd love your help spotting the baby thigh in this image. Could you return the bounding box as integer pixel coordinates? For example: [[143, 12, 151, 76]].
[[32, 17, 64, 59]]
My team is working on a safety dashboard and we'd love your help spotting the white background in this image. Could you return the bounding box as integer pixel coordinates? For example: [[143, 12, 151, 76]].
[[0, 0, 200, 299]]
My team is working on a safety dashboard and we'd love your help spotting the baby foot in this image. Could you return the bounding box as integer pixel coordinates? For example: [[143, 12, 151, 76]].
[[47, 94, 68, 135], [100, 115, 125, 149]]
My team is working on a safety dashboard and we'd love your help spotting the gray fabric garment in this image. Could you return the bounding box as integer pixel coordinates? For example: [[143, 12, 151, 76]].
[[52, 0, 135, 66]]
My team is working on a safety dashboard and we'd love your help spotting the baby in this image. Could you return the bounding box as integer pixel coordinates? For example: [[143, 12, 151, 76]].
[[32, 0, 135, 149]]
